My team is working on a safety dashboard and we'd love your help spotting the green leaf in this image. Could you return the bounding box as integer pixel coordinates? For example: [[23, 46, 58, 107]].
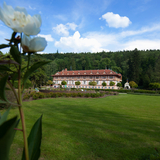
[[10, 45, 21, 65], [23, 61, 51, 89], [0, 75, 8, 102], [0, 65, 13, 72], [0, 116, 19, 160], [0, 99, 7, 104], [0, 44, 9, 49], [0, 108, 10, 126], [22, 115, 42, 160]]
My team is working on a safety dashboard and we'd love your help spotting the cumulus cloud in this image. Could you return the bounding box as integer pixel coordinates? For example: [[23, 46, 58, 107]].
[[55, 31, 105, 53], [38, 34, 54, 42], [52, 23, 78, 36], [101, 12, 131, 28]]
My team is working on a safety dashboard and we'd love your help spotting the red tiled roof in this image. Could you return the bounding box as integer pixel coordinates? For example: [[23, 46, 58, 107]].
[[52, 68, 122, 77]]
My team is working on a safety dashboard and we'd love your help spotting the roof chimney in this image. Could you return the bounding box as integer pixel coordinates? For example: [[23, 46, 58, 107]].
[[65, 68, 67, 71]]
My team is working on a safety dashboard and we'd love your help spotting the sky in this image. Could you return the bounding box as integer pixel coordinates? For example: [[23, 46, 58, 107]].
[[0, 0, 160, 53]]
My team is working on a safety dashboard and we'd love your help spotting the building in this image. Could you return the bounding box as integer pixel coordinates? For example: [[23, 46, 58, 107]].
[[52, 68, 122, 89]]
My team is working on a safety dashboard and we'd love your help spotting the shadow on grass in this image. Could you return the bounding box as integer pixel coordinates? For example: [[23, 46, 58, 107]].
[[23, 98, 160, 160]]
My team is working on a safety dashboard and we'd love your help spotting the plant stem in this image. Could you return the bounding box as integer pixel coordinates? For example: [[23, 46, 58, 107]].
[[18, 67, 29, 160]]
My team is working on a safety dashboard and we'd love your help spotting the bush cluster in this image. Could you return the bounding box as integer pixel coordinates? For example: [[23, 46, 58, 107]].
[[22, 91, 111, 101]]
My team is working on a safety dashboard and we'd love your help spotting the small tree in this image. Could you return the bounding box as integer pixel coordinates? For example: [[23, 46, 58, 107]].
[[102, 81, 106, 86], [149, 82, 160, 90], [75, 81, 81, 85], [47, 80, 53, 86], [110, 81, 115, 86], [117, 82, 122, 87], [61, 80, 67, 85], [89, 81, 97, 86], [129, 81, 138, 88]]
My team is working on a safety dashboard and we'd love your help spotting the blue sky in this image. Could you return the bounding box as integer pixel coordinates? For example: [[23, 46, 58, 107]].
[[0, 0, 160, 53]]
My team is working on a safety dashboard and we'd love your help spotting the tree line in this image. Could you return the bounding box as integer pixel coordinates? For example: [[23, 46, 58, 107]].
[[1, 48, 160, 89]]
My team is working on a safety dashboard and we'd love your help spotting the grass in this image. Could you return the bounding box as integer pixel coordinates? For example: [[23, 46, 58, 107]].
[[4, 94, 160, 160]]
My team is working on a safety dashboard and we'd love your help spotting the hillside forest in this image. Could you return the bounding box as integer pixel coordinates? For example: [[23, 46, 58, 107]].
[[1, 48, 160, 89]]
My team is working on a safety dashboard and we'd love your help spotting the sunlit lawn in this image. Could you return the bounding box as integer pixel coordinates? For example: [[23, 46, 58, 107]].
[[6, 94, 160, 160]]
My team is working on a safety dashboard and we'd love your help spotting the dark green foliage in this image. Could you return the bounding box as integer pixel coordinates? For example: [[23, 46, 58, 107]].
[[0, 109, 19, 160], [117, 82, 122, 87], [110, 81, 115, 86], [75, 81, 81, 85], [149, 83, 160, 90], [129, 81, 138, 88], [89, 81, 97, 86], [61, 80, 67, 85], [102, 82, 106, 86], [22, 115, 42, 160]]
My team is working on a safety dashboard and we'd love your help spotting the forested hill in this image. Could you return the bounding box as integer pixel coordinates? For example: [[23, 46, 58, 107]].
[[37, 48, 160, 88], [2, 48, 159, 89]]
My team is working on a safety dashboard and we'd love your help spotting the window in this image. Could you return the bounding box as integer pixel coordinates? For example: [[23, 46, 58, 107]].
[[90, 76, 92, 79], [85, 86, 87, 88], [56, 77, 58, 79], [61, 77, 64, 79], [67, 77, 68, 79], [78, 77, 80, 79], [96, 76, 99, 79], [112, 87, 114, 89], [97, 81, 99, 84], [98, 87, 100, 89], [103, 76, 106, 79], [105, 87, 107, 89], [109, 76, 113, 79], [83, 76, 86, 79], [84, 81, 86, 84], [72, 77, 74, 79]]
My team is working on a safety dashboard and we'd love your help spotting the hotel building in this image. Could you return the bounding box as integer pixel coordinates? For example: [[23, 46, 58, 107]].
[[52, 68, 122, 89]]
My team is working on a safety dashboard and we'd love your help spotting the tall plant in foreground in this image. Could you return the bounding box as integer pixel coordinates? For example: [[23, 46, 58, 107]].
[[0, 2, 50, 160]]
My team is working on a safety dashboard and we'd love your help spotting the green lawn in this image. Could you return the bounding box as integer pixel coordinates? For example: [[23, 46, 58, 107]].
[[5, 94, 160, 160]]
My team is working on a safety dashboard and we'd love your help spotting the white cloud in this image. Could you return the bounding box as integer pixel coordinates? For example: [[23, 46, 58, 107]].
[[101, 12, 131, 28], [124, 39, 160, 50], [55, 31, 106, 53], [66, 23, 77, 31], [38, 34, 54, 42], [52, 23, 78, 36], [53, 24, 69, 36]]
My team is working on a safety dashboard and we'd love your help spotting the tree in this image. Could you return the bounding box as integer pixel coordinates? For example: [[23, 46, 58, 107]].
[[117, 82, 122, 87], [129, 81, 138, 88], [110, 81, 115, 86], [149, 83, 160, 90], [61, 80, 67, 85], [75, 81, 81, 85], [47, 80, 53, 86], [89, 81, 97, 86], [102, 82, 106, 86]]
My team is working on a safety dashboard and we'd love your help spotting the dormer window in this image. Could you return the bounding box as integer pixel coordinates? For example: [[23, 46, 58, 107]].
[[103, 72, 106, 74], [67, 73, 69, 75]]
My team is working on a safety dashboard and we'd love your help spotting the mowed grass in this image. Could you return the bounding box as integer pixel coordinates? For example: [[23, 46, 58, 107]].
[[6, 94, 160, 160]]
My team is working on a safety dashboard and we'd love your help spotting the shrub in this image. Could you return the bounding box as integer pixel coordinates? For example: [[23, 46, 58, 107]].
[[65, 93, 71, 97], [102, 82, 106, 86], [50, 92, 57, 98], [32, 93, 39, 100], [110, 81, 115, 86], [129, 81, 138, 88], [117, 82, 122, 87], [23, 93, 31, 100], [89, 81, 97, 86], [75, 81, 81, 85], [84, 93, 90, 97], [77, 92, 84, 97], [61, 80, 67, 85], [72, 93, 78, 97]]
